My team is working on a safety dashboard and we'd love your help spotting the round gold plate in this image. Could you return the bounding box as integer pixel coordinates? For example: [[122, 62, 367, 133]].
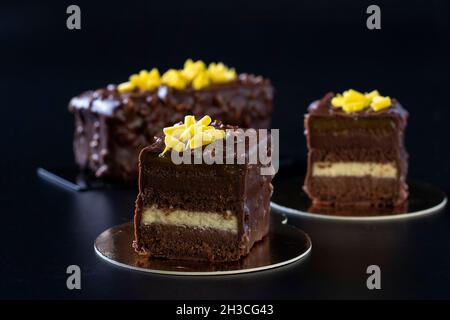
[[271, 178, 447, 221], [94, 213, 311, 276]]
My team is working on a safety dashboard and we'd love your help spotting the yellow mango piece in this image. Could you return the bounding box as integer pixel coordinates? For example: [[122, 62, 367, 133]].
[[184, 115, 196, 127], [207, 62, 237, 84], [164, 135, 182, 148], [212, 129, 225, 139], [148, 68, 160, 78], [365, 90, 380, 101], [145, 68, 161, 90], [161, 114, 225, 154], [343, 100, 368, 113], [182, 59, 206, 81], [197, 115, 212, 126], [343, 89, 367, 102], [341, 89, 370, 113], [192, 71, 210, 90], [139, 70, 149, 78], [180, 125, 197, 141], [160, 146, 170, 156], [163, 124, 186, 137], [129, 71, 148, 90], [161, 142, 184, 155], [117, 82, 135, 93], [202, 126, 215, 132], [331, 94, 344, 107], [161, 69, 188, 90], [161, 135, 185, 155], [202, 131, 214, 143], [189, 132, 204, 149], [172, 142, 185, 153], [129, 74, 140, 85], [371, 96, 392, 111], [184, 59, 194, 68]]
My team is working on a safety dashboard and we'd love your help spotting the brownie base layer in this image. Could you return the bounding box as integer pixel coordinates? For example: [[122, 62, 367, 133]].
[[135, 224, 268, 262], [304, 176, 408, 207]]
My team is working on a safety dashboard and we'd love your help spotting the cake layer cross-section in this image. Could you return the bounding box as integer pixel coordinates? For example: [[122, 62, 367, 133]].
[[134, 127, 274, 262]]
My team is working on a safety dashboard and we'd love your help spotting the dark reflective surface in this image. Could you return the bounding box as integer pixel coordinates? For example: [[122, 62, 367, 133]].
[[3, 0, 450, 299], [271, 177, 446, 218], [37, 167, 135, 192], [94, 214, 311, 275]]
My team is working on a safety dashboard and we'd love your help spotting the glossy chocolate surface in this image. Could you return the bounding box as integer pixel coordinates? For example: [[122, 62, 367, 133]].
[[68, 74, 274, 182]]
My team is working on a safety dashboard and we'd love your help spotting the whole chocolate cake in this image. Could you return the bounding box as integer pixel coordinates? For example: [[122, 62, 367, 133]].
[[68, 60, 274, 182], [133, 115, 274, 262], [303, 89, 408, 207]]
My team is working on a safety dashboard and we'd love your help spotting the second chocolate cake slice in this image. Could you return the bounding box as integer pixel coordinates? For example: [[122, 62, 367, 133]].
[[134, 115, 274, 262], [69, 60, 273, 182], [304, 90, 409, 207]]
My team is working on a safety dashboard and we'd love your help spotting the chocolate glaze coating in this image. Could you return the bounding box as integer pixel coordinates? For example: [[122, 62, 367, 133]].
[[68, 74, 274, 182], [303, 92, 409, 207], [133, 125, 274, 262]]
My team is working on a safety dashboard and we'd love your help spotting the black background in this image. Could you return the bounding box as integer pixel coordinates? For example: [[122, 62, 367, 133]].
[[1, 0, 450, 299]]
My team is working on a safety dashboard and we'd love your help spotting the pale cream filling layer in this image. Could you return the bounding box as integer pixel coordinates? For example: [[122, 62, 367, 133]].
[[141, 206, 238, 233], [312, 162, 397, 178]]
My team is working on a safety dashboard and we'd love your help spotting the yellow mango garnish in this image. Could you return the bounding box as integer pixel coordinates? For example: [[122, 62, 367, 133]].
[[145, 68, 161, 90], [342, 100, 368, 113], [331, 94, 343, 108], [343, 89, 366, 100], [179, 124, 198, 142], [182, 59, 206, 81], [365, 90, 380, 101], [331, 89, 391, 113], [160, 115, 225, 155], [371, 96, 392, 111], [192, 71, 211, 90], [184, 115, 196, 127], [197, 115, 212, 126], [163, 124, 186, 136], [118, 59, 237, 92], [211, 129, 225, 140], [117, 81, 135, 93], [161, 69, 188, 90], [207, 62, 237, 84], [129, 69, 159, 90], [189, 132, 206, 149], [162, 135, 185, 155]]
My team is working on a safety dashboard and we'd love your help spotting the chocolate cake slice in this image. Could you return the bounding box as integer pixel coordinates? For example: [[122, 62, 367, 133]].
[[68, 60, 273, 182], [304, 90, 408, 207], [133, 116, 274, 262]]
